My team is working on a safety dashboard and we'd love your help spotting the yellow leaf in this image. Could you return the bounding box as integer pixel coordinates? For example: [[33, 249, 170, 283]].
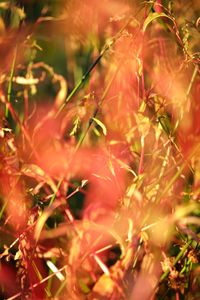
[[92, 117, 107, 136]]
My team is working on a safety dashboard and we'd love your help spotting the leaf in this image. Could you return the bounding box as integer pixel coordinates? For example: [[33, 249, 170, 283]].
[[21, 164, 57, 193], [143, 12, 173, 32], [157, 114, 172, 136], [21, 163, 45, 177], [108, 159, 115, 177], [70, 116, 80, 136], [10, 6, 26, 28], [54, 74, 68, 108], [135, 112, 150, 137], [93, 254, 110, 275], [13, 76, 39, 85], [79, 279, 91, 294], [136, 56, 143, 76], [14, 250, 22, 260], [0, 247, 9, 259], [174, 203, 199, 221], [81, 179, 88, 188], [93, 126, 101, 137], [46, 260, 65, 281], [92, 275, 115, 297], [0, 3, 9, 9], [138, 100, 146, 113], [92, 117, 107, 135]]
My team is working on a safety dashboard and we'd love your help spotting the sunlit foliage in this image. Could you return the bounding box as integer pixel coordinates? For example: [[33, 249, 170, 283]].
[[0, 1, 199, 299]]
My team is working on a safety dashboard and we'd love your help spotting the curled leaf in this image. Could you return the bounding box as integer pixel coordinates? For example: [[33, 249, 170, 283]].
[[143, 12, 173, 32], [92, 117, 107, 136]]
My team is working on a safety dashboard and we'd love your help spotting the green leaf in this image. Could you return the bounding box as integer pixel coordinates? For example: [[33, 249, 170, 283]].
[[143, 12, 173, 32], [92, 117, 107, 136], [157, 114, 172, 136]]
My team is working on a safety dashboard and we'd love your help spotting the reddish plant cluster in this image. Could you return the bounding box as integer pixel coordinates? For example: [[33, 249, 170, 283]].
[[0, 1, 199, 299]]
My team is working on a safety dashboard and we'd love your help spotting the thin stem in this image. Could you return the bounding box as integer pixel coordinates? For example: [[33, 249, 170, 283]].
[[186, 64, 198, 98], [48, 179, 63, 207], [23, 88, 29, 125], [138, 135, 145, 174], [74, 58, 123, 152], [5, 46, 18, 118]]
